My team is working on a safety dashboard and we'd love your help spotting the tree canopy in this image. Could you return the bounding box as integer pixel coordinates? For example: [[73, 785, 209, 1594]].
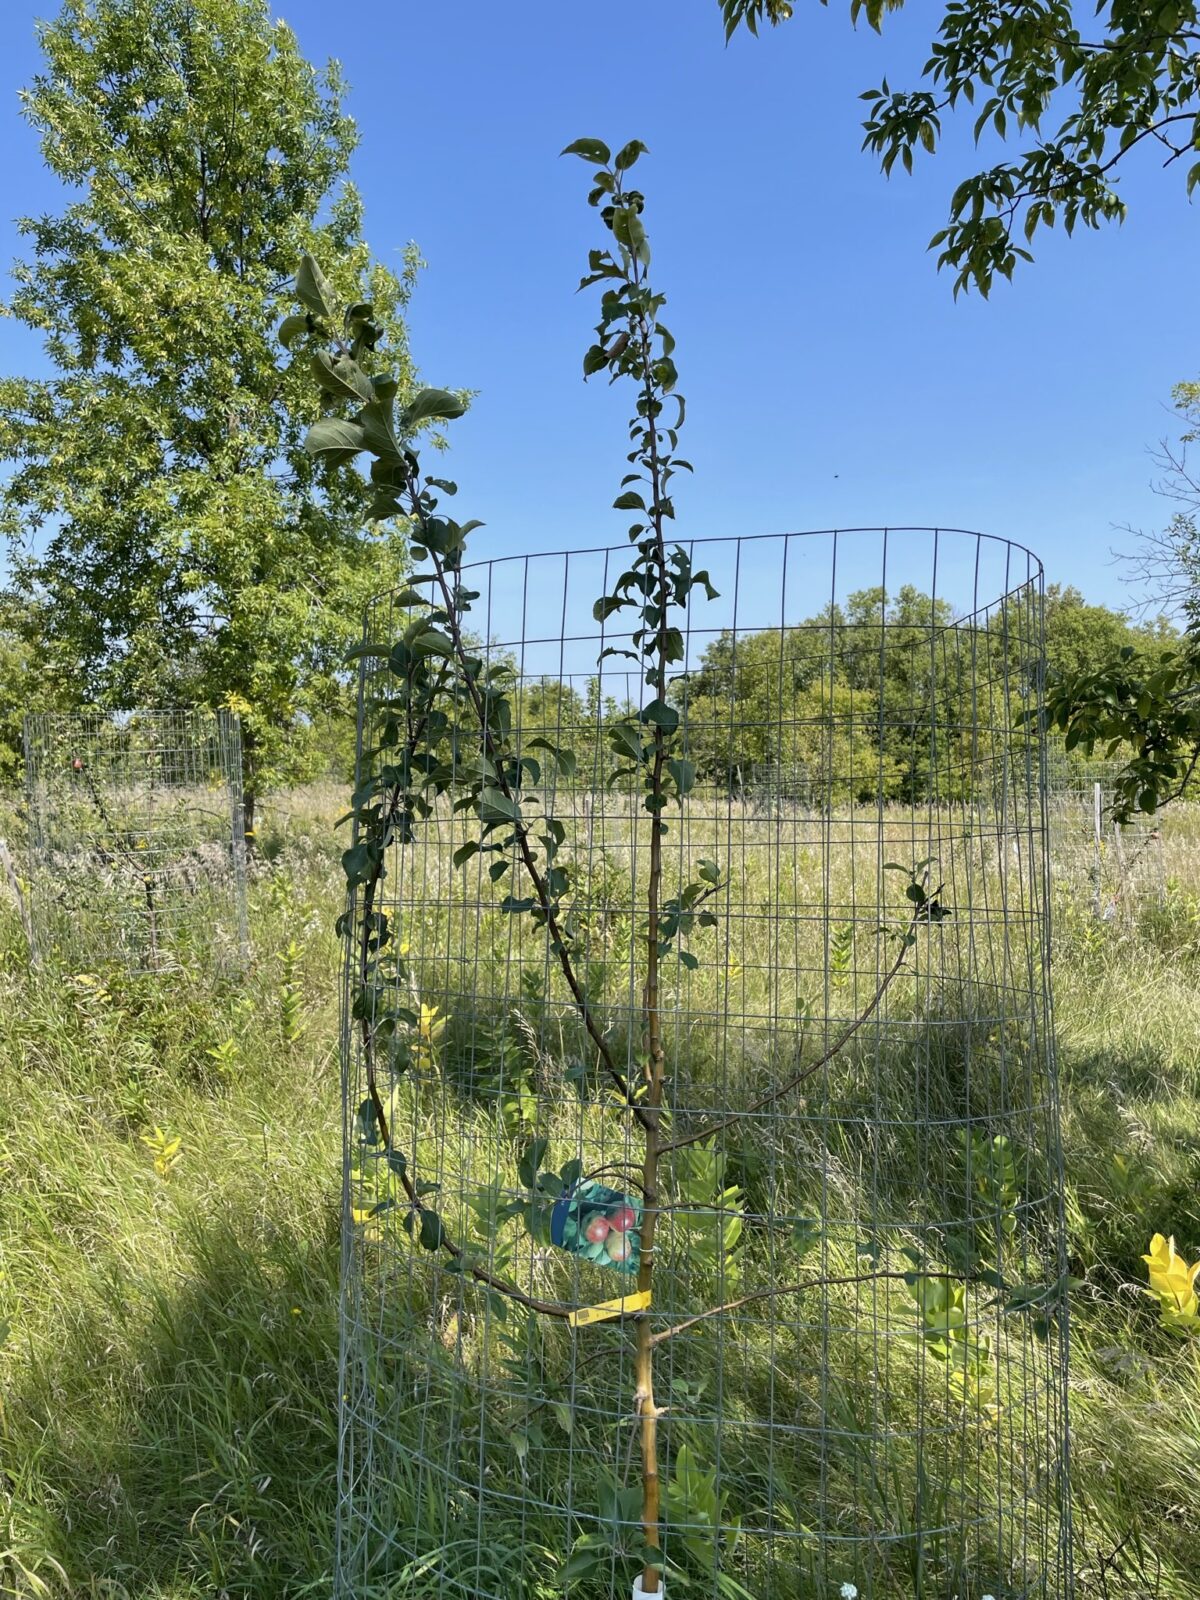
[[722, 0, 1200, 296], [0, 0, 424, 823], [685, 580, 1172, 803]]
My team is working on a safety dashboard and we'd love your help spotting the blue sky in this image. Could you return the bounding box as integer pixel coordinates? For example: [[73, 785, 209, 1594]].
[[1, 0, 1195, 618]]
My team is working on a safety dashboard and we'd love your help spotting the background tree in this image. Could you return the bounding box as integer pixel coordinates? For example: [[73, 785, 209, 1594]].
[[1120, 382, 1200, 627], [721, 0, 1200, 297], [1046, 386, 1200, 819], [0, 0, 423, 831], [678, 581, 1168, 804]]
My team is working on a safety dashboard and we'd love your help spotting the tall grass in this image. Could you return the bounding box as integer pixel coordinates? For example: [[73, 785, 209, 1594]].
[[0, 790, 1197, 1597]]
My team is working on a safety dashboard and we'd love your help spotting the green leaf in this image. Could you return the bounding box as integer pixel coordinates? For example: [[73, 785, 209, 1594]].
[[608, 722, 645, 760], [305, 417, 365, 461], [667, 757, 696, 795], [614, 139, 648, 171], [452, 841, 479, 869], [355, 1096, 381, 1146], [518, 1137, 549, 1189], [386, 1148, 408, 1179], [356, 399, 403, 461], [561, 137, 611, 164], [295, 254, 335, 320], [640, 699, 680, 733], [278, 313, 310, 349], [310, 349, 374, 402], [594, 594, 632, 623], [343, 642, 393, 661], [418, 1209, 445, 1251], [479, 786, 521, 824], [403, 388, 467, 427]]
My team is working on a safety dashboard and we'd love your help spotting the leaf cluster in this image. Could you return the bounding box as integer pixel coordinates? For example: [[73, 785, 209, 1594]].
[[723, 0, 1200, 295]]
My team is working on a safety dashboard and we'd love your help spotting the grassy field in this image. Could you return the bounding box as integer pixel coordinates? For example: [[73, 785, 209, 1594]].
[[1, 786, 1198, 1599]]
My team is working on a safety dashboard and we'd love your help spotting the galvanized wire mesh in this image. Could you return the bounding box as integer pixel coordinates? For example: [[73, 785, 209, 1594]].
[[23, 708, 248, 972], [338, 528, 1072, 1600]]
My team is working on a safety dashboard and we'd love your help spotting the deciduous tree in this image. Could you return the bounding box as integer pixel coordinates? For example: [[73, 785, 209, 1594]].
[[0, 0, 423, 831]]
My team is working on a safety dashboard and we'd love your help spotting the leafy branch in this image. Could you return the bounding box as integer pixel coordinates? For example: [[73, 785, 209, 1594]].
[[660, 885, 937, 1155], [721, 0, 1200, 296]]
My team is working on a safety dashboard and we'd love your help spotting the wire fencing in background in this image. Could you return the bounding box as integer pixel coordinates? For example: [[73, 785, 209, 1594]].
[[23, 708, 248, 973], [338, 528, 1072, 1600], [1043, 754, 1165, 919]]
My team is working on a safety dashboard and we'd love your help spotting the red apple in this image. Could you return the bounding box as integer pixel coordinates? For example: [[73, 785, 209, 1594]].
[[585, 1216, 610, 1244], [605, 1230, 634, 1263], [609, 1205, 638, 1234]]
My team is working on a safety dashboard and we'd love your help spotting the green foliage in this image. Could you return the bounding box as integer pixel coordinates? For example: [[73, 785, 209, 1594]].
[[6, 791, 1200, 1595], [1041, 387, 1200, 822], [1045, 637, 1200, 820], [278, 940, 305, 1045], [678, 576, 1179, 806], [722, 0, 1200, 296], [0, 0, 424, 810], [904, 1273, 997, 1413]]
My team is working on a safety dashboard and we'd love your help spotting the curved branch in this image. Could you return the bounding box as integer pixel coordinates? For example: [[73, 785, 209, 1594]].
[[417, 535, 652, 1130], [649, 1269, 909, 1345], [659, 912, 920, 1155]]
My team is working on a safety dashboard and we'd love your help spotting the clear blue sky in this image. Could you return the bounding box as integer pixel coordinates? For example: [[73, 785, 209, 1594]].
[[1, 0, 1195, 615]]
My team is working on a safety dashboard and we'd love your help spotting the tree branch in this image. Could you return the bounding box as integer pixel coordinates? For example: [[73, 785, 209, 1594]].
[[659, 912, 919, 1155], [649, 1269, 909, 1345]]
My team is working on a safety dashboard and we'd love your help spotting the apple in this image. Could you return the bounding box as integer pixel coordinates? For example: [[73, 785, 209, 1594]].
[[609, 1205, 638, 1234], [584, 1216, 610, 1244], [605, 1230, 635, 1263]]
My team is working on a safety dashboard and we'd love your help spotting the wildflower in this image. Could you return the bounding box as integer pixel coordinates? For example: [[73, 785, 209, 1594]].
[[840, 1586, 858, 1600]]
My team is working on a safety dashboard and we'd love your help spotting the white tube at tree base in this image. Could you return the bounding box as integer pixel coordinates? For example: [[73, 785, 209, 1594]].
[[632, 1577, 663, 1600]]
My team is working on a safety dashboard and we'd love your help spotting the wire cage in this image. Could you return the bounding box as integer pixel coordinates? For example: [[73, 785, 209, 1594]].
[[338, 528, 1072, 1600], [23, 708, 248, 972], [1043, 753, 1165, 919]]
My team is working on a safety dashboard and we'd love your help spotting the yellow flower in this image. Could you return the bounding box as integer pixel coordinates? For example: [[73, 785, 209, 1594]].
[[1142, 1233, 1200, 1320], [398, 940, 411, 958]]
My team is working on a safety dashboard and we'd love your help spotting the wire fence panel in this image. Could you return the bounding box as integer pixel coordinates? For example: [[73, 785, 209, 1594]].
[[23, 708, 248, 972], [1044, 754, 1165, 919], [338, 529, 1072, 1600]]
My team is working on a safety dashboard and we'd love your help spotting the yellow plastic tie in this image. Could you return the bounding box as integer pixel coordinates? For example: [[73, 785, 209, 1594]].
[[567, 1289, 652, 1328]]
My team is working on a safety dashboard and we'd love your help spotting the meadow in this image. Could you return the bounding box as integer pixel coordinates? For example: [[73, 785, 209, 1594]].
[[1, 784, 1198, 1599]]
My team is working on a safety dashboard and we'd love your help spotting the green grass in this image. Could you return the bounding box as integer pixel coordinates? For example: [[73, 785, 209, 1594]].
[[1, 790, 1198, 1597]]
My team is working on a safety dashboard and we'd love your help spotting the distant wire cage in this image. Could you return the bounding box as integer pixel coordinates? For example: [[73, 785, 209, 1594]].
[[338, 529, 1072, 1600], [1043, 754, 1165, 918], [23, 708, 248, 972]]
